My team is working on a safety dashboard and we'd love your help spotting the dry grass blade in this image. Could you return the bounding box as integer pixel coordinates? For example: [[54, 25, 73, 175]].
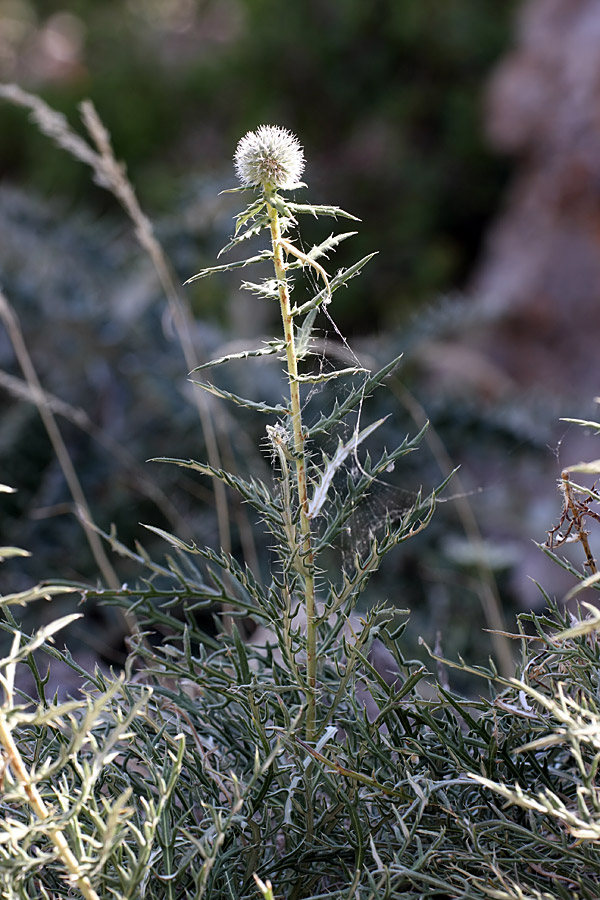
[[0, 288, 120, 594], [0, 82, 233, 557]]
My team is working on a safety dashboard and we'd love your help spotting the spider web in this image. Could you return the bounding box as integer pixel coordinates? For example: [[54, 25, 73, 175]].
[[292, 228, 427, 567], [306, 415, 424, 567]]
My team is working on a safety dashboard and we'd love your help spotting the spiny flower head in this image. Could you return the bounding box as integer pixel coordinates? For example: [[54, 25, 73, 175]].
[[234, 125, 305, 191]]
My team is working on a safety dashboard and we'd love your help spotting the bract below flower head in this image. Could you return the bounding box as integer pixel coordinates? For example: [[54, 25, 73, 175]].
[[234, 125, 305, 191]]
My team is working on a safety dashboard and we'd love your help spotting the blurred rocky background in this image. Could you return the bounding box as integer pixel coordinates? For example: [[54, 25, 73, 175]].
[[2, 0, 599, 675]]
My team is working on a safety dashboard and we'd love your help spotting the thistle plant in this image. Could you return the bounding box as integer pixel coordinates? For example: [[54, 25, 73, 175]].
[[5, 105, 600, 898], [170, 125, 438, 742]]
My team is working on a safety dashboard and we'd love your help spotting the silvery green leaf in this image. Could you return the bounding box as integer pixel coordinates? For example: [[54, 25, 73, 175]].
[[296, 308, 318, 358], [219, 185, 255, 194], [308, 417, 388, 519], [142, 524, 202, 554], [0, 583, 78, 608], [265, 192, 296, 221], [241, 279, 281, 299], [219, 217, 270, 256], [184, 251, 272, 284], [285, 202, 360, 221], [149, 459, 285, 528], [560, 417, 600, 432], [0, 546, 31, 562], [310, 352, 403, 436], [291, 253, 377, 317], [291, 366, 368, 384], [286, 233, 358, 269], [307, 231, 357, 261], [189, 379, 288, 414], [1, 613, 82, 664], [190, 341, 284, 372], [234, 198, 267, 234]]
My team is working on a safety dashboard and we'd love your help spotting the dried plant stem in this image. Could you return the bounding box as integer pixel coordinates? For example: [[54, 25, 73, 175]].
[[0, 84, 231, 556], [0, 716, 100, 900], [560, 470, 597, 574], [0, 289, 121, 595], [268, 201, 317, 740], [0, 368, 190, 534], [78, 100, 232, 557]]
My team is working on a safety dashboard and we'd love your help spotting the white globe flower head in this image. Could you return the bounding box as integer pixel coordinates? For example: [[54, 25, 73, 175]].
[[234, 125, 305, 191]]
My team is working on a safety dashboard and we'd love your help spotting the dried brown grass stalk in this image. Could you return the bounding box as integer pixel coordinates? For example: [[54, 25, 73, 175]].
[[0, 83, 232, 555], [0, 288, 120, 594]]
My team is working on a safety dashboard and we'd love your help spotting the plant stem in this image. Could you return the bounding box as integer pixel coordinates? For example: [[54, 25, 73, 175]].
[[267, 198, 317, 741], [0, 716, 100, 900]]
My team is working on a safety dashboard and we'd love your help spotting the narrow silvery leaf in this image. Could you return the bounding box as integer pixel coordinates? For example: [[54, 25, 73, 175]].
[[142, 525, 201, 554], [184, 252, 272, 285], [0, 584, 78, 609], [0, 546, 31, 562], [189, 380, 288, 414], [291, 253, 378, 317], [218, 219, 270, 257], [286, 233, 358, 269], [240, 279, 281, 299], [285, 202, 360, 221], [190, 341, 284, 372], [308, 417, 389, 519], [307, 231, 358, 261], [234, 199, 267, 234], [0, 613, 83, 667], [310, 353, 403, 436], [291, 366, 368, 384]]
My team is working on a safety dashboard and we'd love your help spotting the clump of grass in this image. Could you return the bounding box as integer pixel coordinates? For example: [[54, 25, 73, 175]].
[[2, 101, 600, 898]]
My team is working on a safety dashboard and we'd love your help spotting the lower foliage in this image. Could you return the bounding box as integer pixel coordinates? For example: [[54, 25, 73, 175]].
[[0, 97, 598, 900], [1, 584, 599, 899]]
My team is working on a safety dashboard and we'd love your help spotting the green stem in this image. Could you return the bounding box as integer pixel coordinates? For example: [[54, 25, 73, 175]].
[[267, 197, 317, 741]]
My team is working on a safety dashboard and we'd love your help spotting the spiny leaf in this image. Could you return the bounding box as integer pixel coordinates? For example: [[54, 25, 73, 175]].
[[240, 279, 281, 300], [184, 251, 272, 285], [142, 524, 203, 554], [234, 198, 267, 234], [190, 341, 284, 373], [285, 202, 360, 221], [0, 584, 78, 609], [309, 352, 403, 437], [219, 185, 254, 194], [291, 253, 378, 317], [308, 231, 358, 259], [218, 218, 270, 257], [265, 192, 296, 221], [149, 457, 286, 529], [561, 417, 600, 432], [294, 738, 408, 799], [291, 366, 368, 385], [296, 308, 318, 359], [189, 379, 288, 414], [308, 417, 389, 519], [1, 613, 83, 665], [287, 232, 357, 267]]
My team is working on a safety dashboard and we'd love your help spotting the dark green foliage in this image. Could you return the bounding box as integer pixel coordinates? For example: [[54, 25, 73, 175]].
[[0, 185, 252, 593], [2, 75, 598, 900], [3, 586, 600, 898], [0, 0, 518, 327]]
